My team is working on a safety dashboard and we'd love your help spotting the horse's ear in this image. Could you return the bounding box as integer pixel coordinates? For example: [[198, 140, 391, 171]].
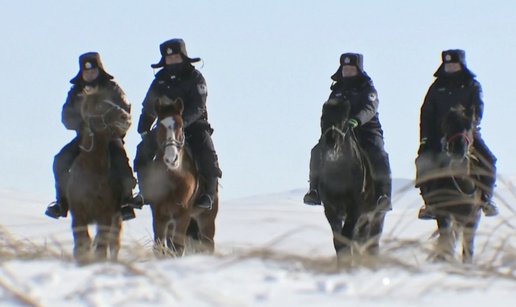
[[174, 98, 184, 114]]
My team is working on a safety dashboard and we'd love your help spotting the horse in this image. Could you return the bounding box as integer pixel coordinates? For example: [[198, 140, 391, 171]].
[[318, 99, 385, 259], [66, 87, 132, 263], [138, 96, 218, 257], [421, 105, 482, 264]]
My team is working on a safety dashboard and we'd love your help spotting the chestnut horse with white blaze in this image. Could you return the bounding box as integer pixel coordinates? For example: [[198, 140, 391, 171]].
[[138, 96, 218, 256]]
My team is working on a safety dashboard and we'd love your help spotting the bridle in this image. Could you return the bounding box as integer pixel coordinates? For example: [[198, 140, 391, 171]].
[[322, 124, 349, 145], [79, 100, 126, 152], [444, 132, 475, 195], [159, 134, 185, 152], [444, 132, 472, 156]]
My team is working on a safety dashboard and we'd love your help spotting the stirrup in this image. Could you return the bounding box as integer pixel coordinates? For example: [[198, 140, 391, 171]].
[[377, 195, 392, 212], [196, 194, 214, 210], [481, 201, 499, 217], [303, 189, 321, 206], [418, 205, 434, 220], [127, 193, 145, 209], [45, 201, 67, 219]]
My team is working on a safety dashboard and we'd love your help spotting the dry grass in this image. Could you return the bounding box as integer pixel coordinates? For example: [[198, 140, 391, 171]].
[[0, 174, 515, 305]]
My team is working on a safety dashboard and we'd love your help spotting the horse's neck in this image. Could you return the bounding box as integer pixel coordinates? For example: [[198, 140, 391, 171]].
[[78, 133, 111, 171]]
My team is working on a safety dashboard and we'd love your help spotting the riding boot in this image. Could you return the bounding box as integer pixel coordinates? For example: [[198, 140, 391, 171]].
[[196, 176, 217, 210], [303, 143, 321, 206], [479, 172, 498, 217], [478, 157, 498, 217], [375, 179, 392, 212], [472, 133, 498, 217], [417, 184, 435, 220], [45, 198, 68, 219], [46, 138, 79, 219], [303, 174, 321, 206], [109, 140, 139, 221]]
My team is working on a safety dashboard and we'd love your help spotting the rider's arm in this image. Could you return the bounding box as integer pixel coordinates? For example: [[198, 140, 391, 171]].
[[471, 81, 484, 127], [137, 81, 159, 134], [182, 74, 207, 128], [61, 88, 83, 132], [420, 85, 437, 144], [111, 83, 131, 114], [354, 87, 379, 126]]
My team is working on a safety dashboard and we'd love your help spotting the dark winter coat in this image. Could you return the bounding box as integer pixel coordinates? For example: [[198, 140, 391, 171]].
[[61, 81, 131, 135], [327, 75, 384, 137], [419, 71, 483, 153], [137, 67, 209, 135]]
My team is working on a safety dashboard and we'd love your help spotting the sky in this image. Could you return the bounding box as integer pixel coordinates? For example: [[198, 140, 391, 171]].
[[1, 0, 516, 201]]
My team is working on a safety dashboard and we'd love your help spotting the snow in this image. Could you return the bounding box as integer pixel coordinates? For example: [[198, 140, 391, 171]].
[[1, 178, 516, 306]]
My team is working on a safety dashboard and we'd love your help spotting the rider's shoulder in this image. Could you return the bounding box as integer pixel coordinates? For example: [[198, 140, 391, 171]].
[[192, 69, 206, 83], [470, 79, 482, 89]]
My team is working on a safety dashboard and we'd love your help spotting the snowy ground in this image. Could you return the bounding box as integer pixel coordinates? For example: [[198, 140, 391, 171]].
[[1, 178, 516, 306]]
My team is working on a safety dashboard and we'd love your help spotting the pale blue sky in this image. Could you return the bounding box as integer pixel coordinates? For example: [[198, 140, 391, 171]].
[[1, 1, 515, 201]]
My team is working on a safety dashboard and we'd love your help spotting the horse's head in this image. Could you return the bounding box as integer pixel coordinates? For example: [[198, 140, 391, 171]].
[[80, 87, 132, 137], [155, 95, 185, 170], [320, 99, 351, 149], [441, 105, 475, 160]]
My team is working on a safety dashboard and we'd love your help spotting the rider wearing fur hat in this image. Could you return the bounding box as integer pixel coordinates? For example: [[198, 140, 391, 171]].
[[304, 53, 392, 211], [416, 49, 498, 219], [133, 38, 222, 210], [45, 52, 141, 221]]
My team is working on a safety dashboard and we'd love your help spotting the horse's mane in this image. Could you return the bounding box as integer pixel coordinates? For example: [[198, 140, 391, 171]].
[[156, 96, 184, 117], [321, 99, 351, 131], [81, 87, 113, 106], [442, 105, 474, 133]]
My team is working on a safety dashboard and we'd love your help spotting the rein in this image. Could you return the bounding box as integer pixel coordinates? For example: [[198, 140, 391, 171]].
[[321, 125, 348, 139], [79, 100, 124, 152], [447, 132, 471, 145]]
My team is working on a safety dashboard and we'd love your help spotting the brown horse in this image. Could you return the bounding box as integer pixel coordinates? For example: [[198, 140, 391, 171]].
[[138, 96, 218, 257], [67, 88, 132, 263]]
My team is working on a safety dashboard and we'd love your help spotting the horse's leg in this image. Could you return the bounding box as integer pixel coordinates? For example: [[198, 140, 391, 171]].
[[435, 216, 455, 262], [151, 205, 169, 258], [171, 212, 190, 257], [462, 209, 480, 264], [72, 215, 91, 263], [94, 218, 111, 261], [324, 205, 344, 255], [366, 212, 387, 256], [108, 214, 123, 261], [340, 206, 359, 257], [196, 213, 216, 254]]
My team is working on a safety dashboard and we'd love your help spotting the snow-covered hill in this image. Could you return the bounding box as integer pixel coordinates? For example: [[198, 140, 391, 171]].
[[1, 178, 516, 306]]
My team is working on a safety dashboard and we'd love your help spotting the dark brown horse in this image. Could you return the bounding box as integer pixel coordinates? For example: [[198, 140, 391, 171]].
[[318, 99, 385, 260], [138, 96, 218, 257], [67, 88, 132, 263], [422, 105, 482, 263]]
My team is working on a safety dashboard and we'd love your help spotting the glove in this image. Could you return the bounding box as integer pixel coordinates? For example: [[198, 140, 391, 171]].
[[140, 131, 148, 141], [417, 137, 430, 155], [348, 118, 359, 129]]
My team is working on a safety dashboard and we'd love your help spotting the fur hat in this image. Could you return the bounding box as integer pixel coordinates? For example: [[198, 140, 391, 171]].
[[339, 53, 364, 71], [70, 52, 113, 84], [151, 38, 201, 69]]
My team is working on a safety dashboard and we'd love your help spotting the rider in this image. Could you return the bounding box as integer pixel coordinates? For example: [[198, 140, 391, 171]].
[[45, 52, 141, 221], [133, 38, 222, 210], [416, 49, 499, 219], [303, 53, 392, 210]]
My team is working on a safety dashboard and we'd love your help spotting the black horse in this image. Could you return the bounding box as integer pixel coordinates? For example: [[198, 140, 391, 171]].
[[421, 105, 482, 263], [318, 99, 385, 259]]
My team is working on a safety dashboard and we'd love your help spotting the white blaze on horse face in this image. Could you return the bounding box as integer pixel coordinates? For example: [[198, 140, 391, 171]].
[[160, 117, 180, 170]]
